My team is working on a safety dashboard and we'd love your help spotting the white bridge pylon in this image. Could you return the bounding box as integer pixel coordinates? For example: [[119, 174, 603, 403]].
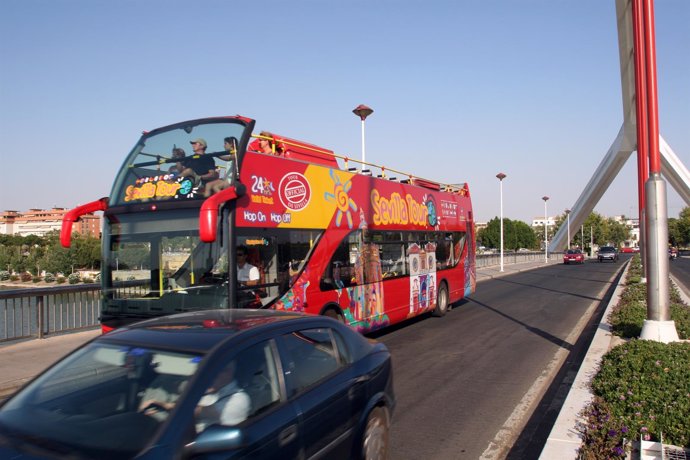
[[549, 0, 690, 252]]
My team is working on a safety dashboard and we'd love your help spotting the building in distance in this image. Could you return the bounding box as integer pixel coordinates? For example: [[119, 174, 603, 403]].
[[0, 208, 101, 238]]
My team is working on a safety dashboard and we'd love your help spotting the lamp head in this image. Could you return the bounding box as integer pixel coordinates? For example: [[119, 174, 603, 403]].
[[352, 104, 374, 121]]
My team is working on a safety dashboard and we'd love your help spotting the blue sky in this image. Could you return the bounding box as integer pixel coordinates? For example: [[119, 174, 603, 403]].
[[1, 0, 688, 224]]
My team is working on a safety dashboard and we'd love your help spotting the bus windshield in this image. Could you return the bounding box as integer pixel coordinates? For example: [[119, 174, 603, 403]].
[[110, 119, 247, 206], [102, 210, 230, 322], [101, 209, 324, 326]]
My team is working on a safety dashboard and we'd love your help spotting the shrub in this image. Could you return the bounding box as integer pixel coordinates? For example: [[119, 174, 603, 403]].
[[20, 272, 32, 282], [32, 275, 42, 283], [581, 340, 690, 453], [609, 255, 690, 340], [9, 274, 19, 282], [82, 277, 94, 284], [68, 273, 81, 284], [579, 255, 690, 457], [0, 271, 10, 281], [44, 272, 55, 283], [56, 276, 66, 284]]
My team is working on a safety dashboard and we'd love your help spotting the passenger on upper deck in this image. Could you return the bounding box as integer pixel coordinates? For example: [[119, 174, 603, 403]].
[[179, 138, 219, 193], [248, 131, 282, 155], [204, 136, 238, 196], [168, 147, 187, 174]]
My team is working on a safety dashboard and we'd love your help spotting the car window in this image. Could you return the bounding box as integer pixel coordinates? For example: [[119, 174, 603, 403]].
[[194, 341, 280, 432], [279, 328, 343, 396]]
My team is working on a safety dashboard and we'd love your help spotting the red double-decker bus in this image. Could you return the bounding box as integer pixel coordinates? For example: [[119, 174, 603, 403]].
[[62, 116, 475, 333]]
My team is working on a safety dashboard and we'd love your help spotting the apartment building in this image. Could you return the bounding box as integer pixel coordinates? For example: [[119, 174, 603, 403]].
[[0, 208, 101, 238]]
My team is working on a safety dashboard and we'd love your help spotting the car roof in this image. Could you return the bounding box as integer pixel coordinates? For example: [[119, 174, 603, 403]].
[[97, 309, 315, 353]]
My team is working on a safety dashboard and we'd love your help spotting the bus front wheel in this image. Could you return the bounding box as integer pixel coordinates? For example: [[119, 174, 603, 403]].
[[432, 283, 449, 317], [323, 307, 345, 323]]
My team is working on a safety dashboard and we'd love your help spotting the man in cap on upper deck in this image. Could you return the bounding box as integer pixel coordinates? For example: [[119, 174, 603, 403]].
[[179, 138, 218, 192]]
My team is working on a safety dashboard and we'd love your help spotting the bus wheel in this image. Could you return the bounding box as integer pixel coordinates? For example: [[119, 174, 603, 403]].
[[323, 308, 345, 323], [432, 283, 449, 317]]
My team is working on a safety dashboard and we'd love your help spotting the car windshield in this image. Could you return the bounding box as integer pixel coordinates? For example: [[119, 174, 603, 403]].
[[600, 247, 616, 252], [566, 250, 579, 254], [0, 342, 202, 459]]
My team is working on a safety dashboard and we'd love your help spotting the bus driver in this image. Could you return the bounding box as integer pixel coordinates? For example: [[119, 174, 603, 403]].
[[236, 245, 260, 287]]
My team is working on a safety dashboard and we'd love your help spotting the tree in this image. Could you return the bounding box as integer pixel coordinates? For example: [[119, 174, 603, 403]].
[[668, 218, 682, 247], [603, 217, 630, 247], [477, 217, 537, 250], [674, 207, 690, 246]]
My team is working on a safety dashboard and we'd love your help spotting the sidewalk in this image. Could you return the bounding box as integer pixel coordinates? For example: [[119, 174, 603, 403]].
[[0, 328, 101, 399]]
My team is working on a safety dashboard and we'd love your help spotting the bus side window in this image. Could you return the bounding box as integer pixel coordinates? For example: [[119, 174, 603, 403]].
[[320, 236, 356, 291], [436, 235, 452, 270]]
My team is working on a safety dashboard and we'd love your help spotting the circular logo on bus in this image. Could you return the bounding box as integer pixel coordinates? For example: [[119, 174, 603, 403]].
[[279, 173, 311, 211]]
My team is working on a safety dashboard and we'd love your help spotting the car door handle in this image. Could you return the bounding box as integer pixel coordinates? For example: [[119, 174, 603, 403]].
[[279, 424, 298, 446]]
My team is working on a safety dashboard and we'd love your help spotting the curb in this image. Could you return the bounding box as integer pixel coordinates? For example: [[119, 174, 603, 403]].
[[538, 259, 631, 459]]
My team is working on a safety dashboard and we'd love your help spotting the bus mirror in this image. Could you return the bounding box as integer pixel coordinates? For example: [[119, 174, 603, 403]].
[[60, 197, 108, 248], [199, 185, 246, 243]]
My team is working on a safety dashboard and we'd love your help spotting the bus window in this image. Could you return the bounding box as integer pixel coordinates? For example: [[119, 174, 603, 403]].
[[435, 234, 453, 270], [238, 229, 321, 305], [376, 232, 405, 278], [321, 231, 360, 290], [453, 232, 466, 264]]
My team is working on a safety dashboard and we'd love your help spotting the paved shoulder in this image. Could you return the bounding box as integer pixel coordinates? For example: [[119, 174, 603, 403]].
[[0, 329, 100, 398]]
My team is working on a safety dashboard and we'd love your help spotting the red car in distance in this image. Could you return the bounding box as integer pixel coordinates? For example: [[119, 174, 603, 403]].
[[563, 249, 585, 264]]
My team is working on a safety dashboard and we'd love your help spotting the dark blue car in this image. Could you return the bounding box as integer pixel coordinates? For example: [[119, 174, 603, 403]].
[[0, 310, 395, 459]]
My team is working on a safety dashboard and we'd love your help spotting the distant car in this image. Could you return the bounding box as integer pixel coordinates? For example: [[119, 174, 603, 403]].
[[597, 246, 619, 262], [0, 310, 395, 460], [620, 247, 635, 253], [669, 247, 679, 260], [563, 249, 585, 264]]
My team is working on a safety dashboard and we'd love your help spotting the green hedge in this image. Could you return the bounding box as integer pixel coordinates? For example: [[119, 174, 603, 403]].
[[579, 255, 690, 458]]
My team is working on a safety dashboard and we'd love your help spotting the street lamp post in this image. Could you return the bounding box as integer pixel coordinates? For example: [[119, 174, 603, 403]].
[[496, 173, 507, 272], [542, 196, 549, 263], [352, 104, 374, 165], [565, 209, 571, 250]]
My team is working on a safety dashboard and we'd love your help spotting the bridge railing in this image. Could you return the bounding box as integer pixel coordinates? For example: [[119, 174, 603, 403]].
[[0, 284, 101, 343], [476, 251, 563, 267], [1, 252, 561, 343]]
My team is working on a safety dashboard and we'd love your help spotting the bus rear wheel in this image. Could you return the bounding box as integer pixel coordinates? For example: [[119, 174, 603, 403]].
[[432, 283, 449, 317], [323, 308, 345, 323]]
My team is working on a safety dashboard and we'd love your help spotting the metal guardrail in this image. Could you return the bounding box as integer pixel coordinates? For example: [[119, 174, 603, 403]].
[[476, 251, 563, 267], [0, 253, 561, 343], [0, 284, 101, 343]]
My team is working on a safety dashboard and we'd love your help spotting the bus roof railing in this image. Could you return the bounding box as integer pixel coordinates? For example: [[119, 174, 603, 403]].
[[251, 132, 469, 196]]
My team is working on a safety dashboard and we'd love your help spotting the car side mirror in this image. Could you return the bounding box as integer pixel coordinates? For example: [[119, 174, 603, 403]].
[[184, 425, 245, 456]]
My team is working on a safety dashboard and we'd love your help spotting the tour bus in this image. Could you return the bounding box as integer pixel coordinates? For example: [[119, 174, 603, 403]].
[[61, 116, 475, 333]]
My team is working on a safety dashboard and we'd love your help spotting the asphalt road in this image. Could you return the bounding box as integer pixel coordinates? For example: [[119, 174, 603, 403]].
[[374, 257, 628, 460], [670, 253, 690, 298]]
